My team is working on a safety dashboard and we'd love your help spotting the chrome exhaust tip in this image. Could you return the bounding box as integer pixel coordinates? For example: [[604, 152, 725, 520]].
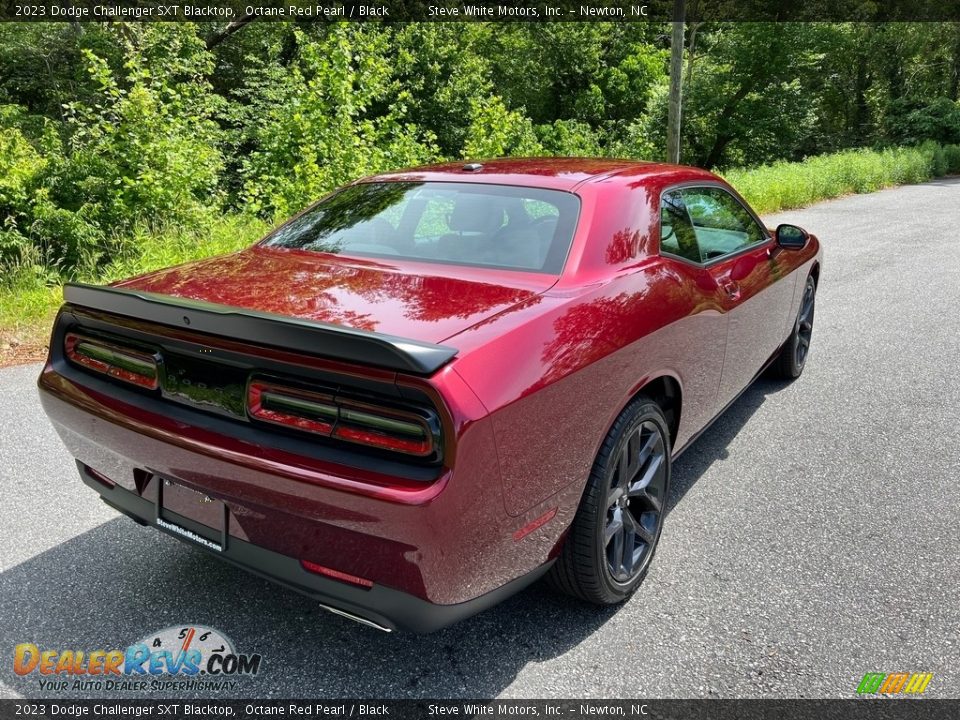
[[317, 602, 393, 632]]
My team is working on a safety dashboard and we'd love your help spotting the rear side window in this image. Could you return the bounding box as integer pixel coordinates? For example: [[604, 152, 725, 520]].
[[262, 182, 580, 274], [660, 189, 701, 263], [660, 186, 767, 264]]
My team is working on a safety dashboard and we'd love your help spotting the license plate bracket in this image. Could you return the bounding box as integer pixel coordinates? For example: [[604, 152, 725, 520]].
[[156, 476, 227, 552]]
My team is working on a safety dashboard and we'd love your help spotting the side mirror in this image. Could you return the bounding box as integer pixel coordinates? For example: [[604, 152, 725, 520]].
[[775, 224, 809, 250]]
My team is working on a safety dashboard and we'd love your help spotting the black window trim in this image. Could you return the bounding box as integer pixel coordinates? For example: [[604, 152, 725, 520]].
[[657, 180, 773, 269]]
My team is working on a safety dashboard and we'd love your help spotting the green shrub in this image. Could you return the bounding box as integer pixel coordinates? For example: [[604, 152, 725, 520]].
[[885, 98, 960, 146], [536, 119, 603, 156], [0, 27, 225, 274], [0, 125, 46, 211], [462, 95, 544, 159], [943, 145, 960, 173], [61, 25, 224, 234], [0, 106, 91, 268], [0, 126, 43, 263]]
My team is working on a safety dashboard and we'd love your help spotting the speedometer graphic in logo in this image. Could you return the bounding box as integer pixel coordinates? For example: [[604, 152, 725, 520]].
[[134, 625, 234, 671]]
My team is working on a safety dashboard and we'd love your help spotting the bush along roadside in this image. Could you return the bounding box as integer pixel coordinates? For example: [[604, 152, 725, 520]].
[[2, 141, 960, 366], [721, 142, 960, 214], [0, 216, 268, 365]]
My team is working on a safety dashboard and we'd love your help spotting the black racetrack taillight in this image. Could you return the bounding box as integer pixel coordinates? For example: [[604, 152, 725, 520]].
[[247, 379, 439, 458], [333, 400, 434, 456], [247, 380, 338, 436], [64, 333, 159, 390]]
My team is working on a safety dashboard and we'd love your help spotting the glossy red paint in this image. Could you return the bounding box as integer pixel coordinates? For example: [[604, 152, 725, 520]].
[[38, 158, 822, 631], [112, 244, 551, 342]]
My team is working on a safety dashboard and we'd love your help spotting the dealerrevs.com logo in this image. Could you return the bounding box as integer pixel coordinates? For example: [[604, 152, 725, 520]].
[[14, 625, 262, 693]]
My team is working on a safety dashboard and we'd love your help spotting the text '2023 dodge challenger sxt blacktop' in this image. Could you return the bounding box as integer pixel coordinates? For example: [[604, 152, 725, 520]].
[[38, 158, 821, 633]]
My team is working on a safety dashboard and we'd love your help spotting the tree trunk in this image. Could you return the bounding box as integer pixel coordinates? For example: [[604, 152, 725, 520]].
[[666, 0, 686, 164], [205, 17, 256, 50], [684, 21, 700, 88]]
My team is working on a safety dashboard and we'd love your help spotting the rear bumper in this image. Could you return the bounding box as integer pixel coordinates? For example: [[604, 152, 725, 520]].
[[79, 462, 550, 633], [38, 366, 568, 633]]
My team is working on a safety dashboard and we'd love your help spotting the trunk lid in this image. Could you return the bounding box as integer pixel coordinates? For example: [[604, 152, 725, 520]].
[[113, 246, 551, 345]]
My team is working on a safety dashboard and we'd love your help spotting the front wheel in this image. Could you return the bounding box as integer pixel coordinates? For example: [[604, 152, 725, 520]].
[[770, 274, 816, 380], [547, 398, 671, 604]]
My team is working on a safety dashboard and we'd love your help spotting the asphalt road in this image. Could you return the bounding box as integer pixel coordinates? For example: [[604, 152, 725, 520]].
[[2, 178, 959, 700]]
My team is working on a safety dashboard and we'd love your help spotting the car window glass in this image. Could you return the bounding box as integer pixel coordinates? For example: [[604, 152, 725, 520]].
[[660, 189, 701, 263], [261, 182, 579, 274], [413, 196, 454, 243], [680, 187, 766, 262]]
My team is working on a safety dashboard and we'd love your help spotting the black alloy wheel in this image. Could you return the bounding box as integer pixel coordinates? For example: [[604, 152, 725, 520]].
[[770, 273, 817, 379], [603, 419, 668, 584], [548, 398, 671, 604], [795, 276, 816, 369]]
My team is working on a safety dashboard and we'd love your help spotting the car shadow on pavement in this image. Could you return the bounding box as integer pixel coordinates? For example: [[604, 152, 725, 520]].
[[0, 515, 618, 699], [666, 378, 793, 513]]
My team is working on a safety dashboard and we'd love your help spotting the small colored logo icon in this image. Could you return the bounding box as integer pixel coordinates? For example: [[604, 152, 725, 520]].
[[856, 672, 933, 695]]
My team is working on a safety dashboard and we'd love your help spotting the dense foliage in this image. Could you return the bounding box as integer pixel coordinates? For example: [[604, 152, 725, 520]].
[[1, 21, 960, 277]]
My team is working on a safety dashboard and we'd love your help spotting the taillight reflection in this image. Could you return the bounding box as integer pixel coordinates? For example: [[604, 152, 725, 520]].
[[300, 559, 373, 589], [65, 333, 159, 390]]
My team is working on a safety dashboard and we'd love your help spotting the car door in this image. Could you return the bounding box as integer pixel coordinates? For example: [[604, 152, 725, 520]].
[[677, 185, 794, 408], [658, 189, 731, 432]]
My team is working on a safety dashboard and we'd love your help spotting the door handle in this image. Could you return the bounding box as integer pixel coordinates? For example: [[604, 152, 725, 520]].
[[721, 280, 740, 298]]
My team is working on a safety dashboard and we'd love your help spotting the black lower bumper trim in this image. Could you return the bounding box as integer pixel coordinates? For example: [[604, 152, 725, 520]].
[[77, 462, 551, 633]]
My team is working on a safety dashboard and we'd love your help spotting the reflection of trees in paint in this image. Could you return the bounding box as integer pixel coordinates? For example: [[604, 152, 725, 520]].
[[125, 245, 538, 333], [533, 292, 640, 392], [524, 265, 714, 394], [604, 228, 646, 265], [263, 183, 417, 252]]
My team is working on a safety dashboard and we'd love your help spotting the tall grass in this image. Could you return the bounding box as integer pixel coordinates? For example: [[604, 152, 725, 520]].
[[722, 142, 960, 214], [97, 215, 270, 283]]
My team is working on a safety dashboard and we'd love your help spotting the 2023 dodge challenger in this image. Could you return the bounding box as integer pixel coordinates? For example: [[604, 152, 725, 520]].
[[38, 158, 821, 633]]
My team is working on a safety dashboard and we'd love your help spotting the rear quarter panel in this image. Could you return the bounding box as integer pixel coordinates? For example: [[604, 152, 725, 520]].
[[450, 260, 727, 517]]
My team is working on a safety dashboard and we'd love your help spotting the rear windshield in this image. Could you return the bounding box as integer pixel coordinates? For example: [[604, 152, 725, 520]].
[[260, 182, 580, 274]]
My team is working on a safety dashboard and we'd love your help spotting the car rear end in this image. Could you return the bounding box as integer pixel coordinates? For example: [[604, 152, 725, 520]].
[[36, 169, 603, 631], [37, 285, 550, 633]]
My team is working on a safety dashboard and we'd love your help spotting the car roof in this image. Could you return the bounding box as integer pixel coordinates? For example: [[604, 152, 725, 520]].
[[361, 157, 720, 192]]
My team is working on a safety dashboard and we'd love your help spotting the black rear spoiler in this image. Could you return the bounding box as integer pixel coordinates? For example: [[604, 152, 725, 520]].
[[63, 283, 458, 376]]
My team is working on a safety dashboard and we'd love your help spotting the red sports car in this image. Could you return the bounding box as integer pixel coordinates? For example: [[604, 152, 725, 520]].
[[38, 159, 821, 632]]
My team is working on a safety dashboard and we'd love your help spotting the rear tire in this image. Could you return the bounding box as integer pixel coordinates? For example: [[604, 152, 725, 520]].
[[770, 274, 816, 380], [547, 398, 671, 604]]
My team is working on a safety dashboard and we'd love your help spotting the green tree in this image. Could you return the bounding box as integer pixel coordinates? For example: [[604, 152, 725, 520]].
[[240, 25, 438, 218]]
